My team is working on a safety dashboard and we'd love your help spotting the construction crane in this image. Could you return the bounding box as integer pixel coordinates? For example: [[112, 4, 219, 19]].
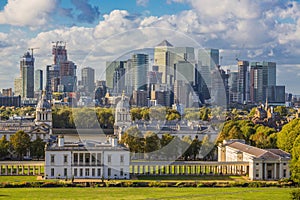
[[28, 47, 40, 58]]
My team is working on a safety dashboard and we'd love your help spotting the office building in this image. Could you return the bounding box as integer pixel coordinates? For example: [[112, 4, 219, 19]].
[[14, 51, 34, 98], [154, 40, 195, 85], [132, 54, 149, 91], [35, 69, 43, 92], [198, 48, 220, 100], [2, 88, 13, 97], [250, 62, 276, 103], [81, 67, 95, 94], [237, 61, 249, 104]]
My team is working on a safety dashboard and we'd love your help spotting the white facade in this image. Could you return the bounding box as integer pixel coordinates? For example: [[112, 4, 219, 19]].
[[218, 140, 291, 180], [45, 137, 130, 179]]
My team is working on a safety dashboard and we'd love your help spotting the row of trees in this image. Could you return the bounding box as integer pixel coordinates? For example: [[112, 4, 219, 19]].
[[276, 119, 300, 183], [0, 106, 35, 120], [120, 126, 215, 161], [0, 131, 45, 160], [217, 119, 277, 149]]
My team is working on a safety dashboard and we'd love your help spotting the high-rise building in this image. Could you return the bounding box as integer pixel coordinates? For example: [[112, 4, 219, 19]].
[[14, 51, 34, 98], [81, 67, 95, 93], [113, 65, 126, 95], [198, 48, 219, 100], [174, 61, 196, 85], [228, 71, 239, 104], [46, 42, 77, 98], [237, 61, 249, 104], [106, 61, 126, 92], [132, 54, 149, 91], [250, 61, 276, 103], [35, 69, 43, 92], [154, 40, 195, 85], [2, 88, 13, 97]]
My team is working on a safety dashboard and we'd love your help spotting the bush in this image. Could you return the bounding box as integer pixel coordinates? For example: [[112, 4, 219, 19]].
[[148, 181, 168, 187], [290, 189, 300, 200]]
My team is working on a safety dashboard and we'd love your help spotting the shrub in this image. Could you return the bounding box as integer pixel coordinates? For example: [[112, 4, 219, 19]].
[[290, 189, 300, 200]]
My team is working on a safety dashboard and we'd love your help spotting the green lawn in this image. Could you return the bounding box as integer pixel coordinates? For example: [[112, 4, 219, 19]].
[[0, 187, 293, 200]]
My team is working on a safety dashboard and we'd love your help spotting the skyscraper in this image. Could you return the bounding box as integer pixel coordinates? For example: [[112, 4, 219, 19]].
[[250, 61, 276, 103], [46, 41, 77, 98], [198, 48, 220, 100], [237, 61, 249, 104], [35, 69, 43, 92], [81, 67, 95, 93], [14, 51, 34, 98], [132, 54, 149, 91], [106, 61, 126, 92], [154, 40, 195, 85]]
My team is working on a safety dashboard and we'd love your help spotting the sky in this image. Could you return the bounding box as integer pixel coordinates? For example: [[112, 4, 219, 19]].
[[0, 0, 300, 94]]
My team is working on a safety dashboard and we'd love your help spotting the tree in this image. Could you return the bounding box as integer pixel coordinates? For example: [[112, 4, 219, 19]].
[[274, 106, 288, 117], [291, 135, 300, 183], [166, 109, 181, 121], [30, 137, 45, 160], [120, 126, 144, 153], [277, 119, 300, 153], [0, 135, 9, 159], [144, 131, 160, 153], [10, 130, 31, 160], [160, 133, 174, 147]]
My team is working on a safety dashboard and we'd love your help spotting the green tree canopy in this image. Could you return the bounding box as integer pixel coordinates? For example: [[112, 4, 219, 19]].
[[10, 130, 31, 160]]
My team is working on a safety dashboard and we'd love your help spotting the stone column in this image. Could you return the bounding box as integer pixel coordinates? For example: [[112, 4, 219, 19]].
[[27, 166, 30, 175], [274, 163, 277, 180]]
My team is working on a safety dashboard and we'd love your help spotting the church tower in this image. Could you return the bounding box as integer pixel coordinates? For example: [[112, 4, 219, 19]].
[[35, 91, 52, 134]]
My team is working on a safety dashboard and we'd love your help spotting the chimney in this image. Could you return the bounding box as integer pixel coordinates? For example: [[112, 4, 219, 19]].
[[58, 135, 64, 147], [111, 137, 118, 147]]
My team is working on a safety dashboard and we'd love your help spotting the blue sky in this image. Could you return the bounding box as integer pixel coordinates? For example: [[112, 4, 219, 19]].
[[0, 0, 300, 94]]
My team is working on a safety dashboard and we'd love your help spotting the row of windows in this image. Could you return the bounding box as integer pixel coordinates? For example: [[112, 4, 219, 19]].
[[50, 154, 126, 165], [50, 168, 125, 177]]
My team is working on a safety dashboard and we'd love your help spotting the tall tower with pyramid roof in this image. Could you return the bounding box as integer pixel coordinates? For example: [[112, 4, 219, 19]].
[[35, 91, 52, 134], [154, 40, 195, 85]]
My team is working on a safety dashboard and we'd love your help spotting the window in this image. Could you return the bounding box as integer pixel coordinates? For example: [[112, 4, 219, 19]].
[[97, 168, 101, 177], [283, 169, 287, 177], [85, 153, 90, 164], [256, 169, 259, 178], [91, 153, 96, 164], [120, 155, 124, 163], [85, 169, 90, 176], [50, 155, 55, 163], [51, 168, 54, 177], [64, 168, 67, 177], [64, 155, 68, 163], [108, 155, 111, 163], [283, 163, 286, 166], [92, 168, 95, 177], [73, 153, 78, 164], [80, 169, 83, 177], [120, 168, 124, 176], [74, 168, 77, 177], [97, 153, 102, 166], [79, 153, 84, 164], [108, 168, 111, 177], [256, 163, 259, 166]]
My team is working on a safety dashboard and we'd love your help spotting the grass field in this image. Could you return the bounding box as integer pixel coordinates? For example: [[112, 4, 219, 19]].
[[0, 187, 293, 200]]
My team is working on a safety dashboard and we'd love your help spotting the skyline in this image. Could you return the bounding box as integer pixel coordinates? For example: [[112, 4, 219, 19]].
[[1, 0, 300, 93]]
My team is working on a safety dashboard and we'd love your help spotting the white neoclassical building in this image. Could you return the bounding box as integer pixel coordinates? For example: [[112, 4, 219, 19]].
[[45, 136, 130, 179], [218, 139, 291, 180]]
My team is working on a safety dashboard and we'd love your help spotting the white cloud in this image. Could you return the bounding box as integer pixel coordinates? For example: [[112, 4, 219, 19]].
[[136, 0, 149, 7], [0, 0, 57, 27]]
